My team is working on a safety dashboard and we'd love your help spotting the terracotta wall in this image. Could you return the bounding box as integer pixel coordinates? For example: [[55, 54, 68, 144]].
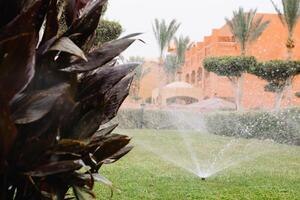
[[182, 13, 300, 109]]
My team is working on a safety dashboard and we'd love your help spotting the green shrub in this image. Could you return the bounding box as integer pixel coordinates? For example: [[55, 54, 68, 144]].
[[204, 108, 300, 145], [203, 56, 257, 77], [94, 19, 123, 45], [116, 108, 300, 145]]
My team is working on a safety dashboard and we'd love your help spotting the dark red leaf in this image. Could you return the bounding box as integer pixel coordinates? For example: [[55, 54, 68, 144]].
[[77, 63, 138, 99], [40, 0, 59, 45], [103, 146, 133, 164], [93, 134, 131, 163], [63, 38, 137, 72], [64, 0, 107, 47], [0, 33, 36, 102], [102, 73, 135, 120], [25, 160, 83, 177], [0, 0, 23, 28], [66, 0, 91, 26], [0, 101, 17, 171], [11, 84, 69, 124], [0, 0, 51, 102]]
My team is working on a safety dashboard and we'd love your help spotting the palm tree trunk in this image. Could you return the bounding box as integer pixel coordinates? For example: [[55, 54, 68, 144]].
[[157, 57, 164, 106], [274, 90, 284, 111], [235, 46, 246, 111]]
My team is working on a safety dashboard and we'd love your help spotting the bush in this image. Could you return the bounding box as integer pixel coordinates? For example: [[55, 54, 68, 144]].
[[116, 108, 300, 145], [94, 19, 123, 45], [205, 108, 300, 145], [203, 56, 257, 77], [116, 109, 205, 130], [249, 60, 300, 92]]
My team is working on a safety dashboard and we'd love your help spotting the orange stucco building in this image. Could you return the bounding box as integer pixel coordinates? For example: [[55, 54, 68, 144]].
[[180, 13, 300, 109]]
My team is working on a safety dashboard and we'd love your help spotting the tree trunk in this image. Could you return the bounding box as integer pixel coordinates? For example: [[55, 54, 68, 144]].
[[236, 75, 244, 111], [157, 57, 164, 106], [274, 90, 284, 111], [285, 34, 294, 106], [285, 76, 293, 106]]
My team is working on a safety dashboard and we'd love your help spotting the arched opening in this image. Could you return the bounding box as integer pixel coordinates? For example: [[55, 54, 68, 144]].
[[185, 74, 190, 83], [191, 71, 196, 84], [166, 96, 199, 105], [197, 67, 202, 82]]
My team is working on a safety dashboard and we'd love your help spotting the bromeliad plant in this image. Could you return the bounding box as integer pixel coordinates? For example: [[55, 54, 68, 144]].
[[0, 0, 139, 199]]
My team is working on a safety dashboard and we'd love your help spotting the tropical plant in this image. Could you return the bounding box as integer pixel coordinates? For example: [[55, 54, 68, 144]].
[[203, 56, 257, 110], [271, 0, 300, 105], [128, 56, 150, 100], [249, 60, 300, 110], [152, 19, 180, 104], [174, 35, 192, 66], [152, 19, 180, 63], [0, 0, 139, 199], [225, 7, 270, 56], [271, 0, 300, 60], [223, 7, 270, 110], [164, 54, 180, 82]]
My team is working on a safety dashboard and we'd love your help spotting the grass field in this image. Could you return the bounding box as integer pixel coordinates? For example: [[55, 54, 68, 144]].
[[95, 130, 300, 200]]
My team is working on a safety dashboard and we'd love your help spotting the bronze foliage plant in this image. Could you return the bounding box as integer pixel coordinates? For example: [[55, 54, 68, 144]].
[[0, 0, 139, 199]]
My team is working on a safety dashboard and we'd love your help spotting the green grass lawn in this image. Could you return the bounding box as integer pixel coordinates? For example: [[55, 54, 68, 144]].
[[95, 130, 300, 200]]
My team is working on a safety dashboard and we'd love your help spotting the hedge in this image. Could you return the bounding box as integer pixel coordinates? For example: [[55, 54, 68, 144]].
[[114, 108, 300, 146], [204, 108, 300, 145]]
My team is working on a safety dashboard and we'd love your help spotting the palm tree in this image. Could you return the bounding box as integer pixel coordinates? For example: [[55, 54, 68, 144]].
[[128, 56, 150, 100], [226, 7, 270, 56], [271, 0, 300, 60], [174, 35, 192, 81], [164, 54, 180, 82], [225, 7, 270, 110], [271, 0, 300, 106], [152, 19, 180, 105], [174, 35, 192, 66], [152, 19, 181, 63]]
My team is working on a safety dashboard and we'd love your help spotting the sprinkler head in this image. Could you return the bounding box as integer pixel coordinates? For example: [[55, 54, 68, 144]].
[[201, 177, 206, 181]]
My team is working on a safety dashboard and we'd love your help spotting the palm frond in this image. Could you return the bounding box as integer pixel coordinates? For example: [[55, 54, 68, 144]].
[[152, 18, 180, 59], [174, 35, 191, 65], [272, 0, 300, 35], [225, 7, 270, 54]]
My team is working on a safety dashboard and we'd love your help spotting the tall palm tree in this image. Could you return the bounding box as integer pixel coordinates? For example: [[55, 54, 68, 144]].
[[128, 56, 150, 100], [152, 19, 181, 63], [164, 54, 179, 82], [152, 19, 180, 105], [225, 7, 270, 110], [174, 35, 192, 66], [163, 35, 192, 82], [271, 0, 300, 106], [226, 7, 270, 56], [271, 0, 300, 60]]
